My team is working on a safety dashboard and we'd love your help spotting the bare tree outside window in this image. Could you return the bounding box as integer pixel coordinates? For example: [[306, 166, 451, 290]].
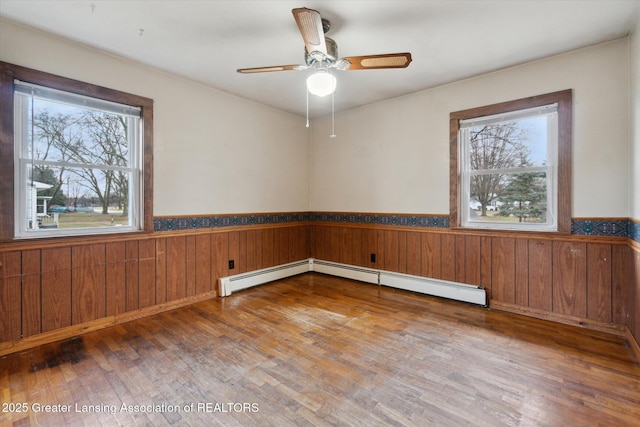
[[33, 110, 132, 216], [467, 121, 528, 217]]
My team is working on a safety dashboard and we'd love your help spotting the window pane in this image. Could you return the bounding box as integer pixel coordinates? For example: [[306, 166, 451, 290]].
[[468, 172, 547, 224], [29, 97, 133, 168], [468, 115, 548, 171], [518, 116, 548, 167], [24, 164, 133, 232]]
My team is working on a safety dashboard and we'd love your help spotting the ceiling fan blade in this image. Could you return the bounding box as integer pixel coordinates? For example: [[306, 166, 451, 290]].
[[237, 64, 303, 74], [342, 53, 413, 70], [292, 7, 327, 56]]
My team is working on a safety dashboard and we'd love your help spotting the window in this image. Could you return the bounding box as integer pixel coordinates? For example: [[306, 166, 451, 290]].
[[0, 62, 153, 240], [450, 90, 572, 233]]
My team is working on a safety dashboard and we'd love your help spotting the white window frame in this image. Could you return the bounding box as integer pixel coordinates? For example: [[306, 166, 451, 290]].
[[458, 104, 559, 232], [13, 81, 143, 238]]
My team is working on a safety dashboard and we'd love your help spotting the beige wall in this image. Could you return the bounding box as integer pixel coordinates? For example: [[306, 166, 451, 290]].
[[0, 19, 310, 216], [631, 18, 640, 221], [1, 19, 634, 220], [310, 39, 631, 218]]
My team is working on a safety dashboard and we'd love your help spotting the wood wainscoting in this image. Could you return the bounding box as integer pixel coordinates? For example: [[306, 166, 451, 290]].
[[630, 240, 640, 358], [2, 219, 639, 360], [310, 224, 633, 337], [0, 224, 310, 356]]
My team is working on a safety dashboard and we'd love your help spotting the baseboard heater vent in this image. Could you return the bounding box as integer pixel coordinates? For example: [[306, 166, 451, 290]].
[[309, 259, 380, 285], [310, 259, 486, 306], [218, 260, 310, 297], [219, 258, 486, 306], [379, 271, 486, 306]]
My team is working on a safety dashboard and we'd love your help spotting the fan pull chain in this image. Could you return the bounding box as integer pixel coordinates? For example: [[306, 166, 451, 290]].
[[305, 89, 309, 128], [330, 91, 336, 138]]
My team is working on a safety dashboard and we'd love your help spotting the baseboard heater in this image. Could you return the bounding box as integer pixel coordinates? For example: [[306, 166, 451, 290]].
[[379, 271, 486, 306], [310, 259, 486, 306], [309, 259, 380, 285], [219, 258, 486, 306], [218, 260, 310, 297]]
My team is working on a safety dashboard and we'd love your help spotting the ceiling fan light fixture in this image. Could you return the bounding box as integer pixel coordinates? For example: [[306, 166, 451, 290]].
[[306, 69, 336, 97]]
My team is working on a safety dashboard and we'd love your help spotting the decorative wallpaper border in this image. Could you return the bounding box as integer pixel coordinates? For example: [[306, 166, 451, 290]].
[[153, 213, 310, 232], [307, 212, 450, 228], [571, 218, 629, 238], [154, 212, 638, 242], [630, 219, 640, 243]]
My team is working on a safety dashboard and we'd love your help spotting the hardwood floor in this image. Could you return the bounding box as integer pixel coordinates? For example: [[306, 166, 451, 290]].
[[1, 273, 639, 426]]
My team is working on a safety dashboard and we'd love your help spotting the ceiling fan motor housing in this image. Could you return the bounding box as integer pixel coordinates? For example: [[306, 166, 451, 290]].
[[305, 37, 338, 65]]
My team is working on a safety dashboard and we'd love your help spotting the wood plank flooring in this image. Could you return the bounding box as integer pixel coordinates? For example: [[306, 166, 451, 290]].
[[1, 273, 639, 426]]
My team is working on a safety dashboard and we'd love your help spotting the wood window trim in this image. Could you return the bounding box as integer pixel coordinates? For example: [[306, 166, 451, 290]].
[[0, 61, 154, 241], [449, 89, 572, 234]]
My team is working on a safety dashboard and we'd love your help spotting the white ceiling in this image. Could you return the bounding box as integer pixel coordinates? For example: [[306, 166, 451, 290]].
[[1, 1, 639, 117]]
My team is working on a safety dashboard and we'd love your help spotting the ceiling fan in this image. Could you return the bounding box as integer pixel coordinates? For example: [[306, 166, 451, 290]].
[[237, 7, 412, 97]]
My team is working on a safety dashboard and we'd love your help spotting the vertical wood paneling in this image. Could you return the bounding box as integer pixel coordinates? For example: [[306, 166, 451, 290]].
[[553, 241, 587, 318], [195, 234, 212, 295], [586, 243, 612, 323], [376, 230, 386, 270], [633, 247, 640, 339], [72, 244, 106, 325], [41, 247, 71, 332], [463, 236, 481, 286], [364, 229, 378, 268], [348, 227, 362, 267], [125, 240, 139, 311], [288, 226, 299, 262], [155, 239, 167, 304], [421, 233, 441, 279], [186, 235, 197, 296], [262, 228, 274, 268], [384, 230, 399, 273], [405, 232, 421, 276], [515, 239, 529, 306], [295, 225, 309, 261], [454, 235, 465, 283], [274, 227, 289, 266], [310, 226, 322, 261], [301, 225, 311, 260], [611, 244, 629, 326], [284, 227, 293, 263], [271, 228, 282, 266], [290, 226, 301, 263], [254, 229, 265, 270], [21, 250, 41, 338], [138, 239, 156, 308], [212, 232, 229, 292], [339, 227, 353, 265], [238, 231, 248, 273], [228, 231, 240, 274], [0, 252, 21, 341], [397, 231, 408, 274], [491, 237, 515, 304], [246, 229, 259, 272], [440, 234, 456, 281], [166, 237, 187, 302], [105, 242, 126, 316], [480, 236, 492, 295], [326, 227, 341, 264], [528, 240, 553, 311]]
